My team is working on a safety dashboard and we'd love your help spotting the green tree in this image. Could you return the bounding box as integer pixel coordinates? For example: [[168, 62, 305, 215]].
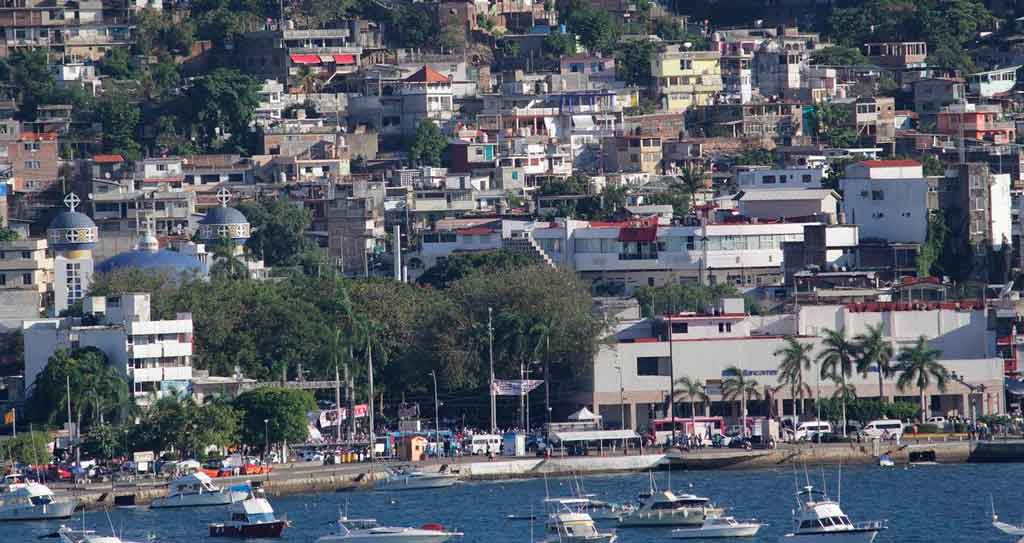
[[634, 283, 740, 318], [774, 337, 814, 418], [673, 376, 707, 420], [9, 48, 58, 121], [97, 48, 139, 79], [417, 250, 533, 290], [809, 46, 869, 66], [653, 17, 706, 46], [920, 153, 945, 177], [564, 1, 619, 53], [235, 199, 313, 267], [615, 41, 656, 87], [234, 387, 316, 451], [27, 347, 129, 428], [854, 323, 894, 403], [895, 336, 947, 422], [543, 32, 576, 60], [184, 68, 259, 151], [97, 97, 141, 161], [209, 239, 249, 280], [141, 58, 181, 100], [722, 365, 760, 433], [0, 433, 52, 465], [0, 228, 19, 241], [917, 210, 947, 277], [81, 422, 120, 461], [734, 147, 773, 166], [299, 0, 353, 28], [817, 328, 857, 436], [409, 120, 447, 167]]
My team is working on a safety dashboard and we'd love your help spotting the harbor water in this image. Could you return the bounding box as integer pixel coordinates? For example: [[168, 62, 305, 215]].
[[9, 463, 1024, 542]]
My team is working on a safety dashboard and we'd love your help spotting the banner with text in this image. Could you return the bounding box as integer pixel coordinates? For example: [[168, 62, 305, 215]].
[[317, 404, 369, 427], [492, 379, 544, 396]]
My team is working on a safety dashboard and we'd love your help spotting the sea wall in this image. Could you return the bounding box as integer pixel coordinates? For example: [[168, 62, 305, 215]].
[[459, 454, 667, 480]]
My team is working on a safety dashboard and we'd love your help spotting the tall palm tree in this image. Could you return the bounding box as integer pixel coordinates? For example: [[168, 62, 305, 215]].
[[210, 237, 248, 280], [774, 337, 813, 419], [817, 328, 857, 436], [722, 365, 760, 436], [895, 336, 947, 422], [854, 323, 894, 403], [673, 376, 708, 429]]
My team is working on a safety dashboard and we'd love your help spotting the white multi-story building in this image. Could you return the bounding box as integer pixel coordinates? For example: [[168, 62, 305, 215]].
[[840, 160, 930, 244], [531, 218, 815, 291], [23, 293, 194, 404], [736, 168, 823, 190], [585, 298, 1003, 430]]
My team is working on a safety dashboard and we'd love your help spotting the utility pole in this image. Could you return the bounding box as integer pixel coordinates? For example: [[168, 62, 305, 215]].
[[367, 338, 375, 463], [489, 307, 496, 433], [545, 335, 551, 428], [430, 370, 441, 457], [334, 357, 342, 445], [519, 361, 526, 430], [667, 312, 676, 447]]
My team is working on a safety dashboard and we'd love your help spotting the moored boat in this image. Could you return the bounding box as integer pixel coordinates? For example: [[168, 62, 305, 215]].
[[0, 478, 76, 521], [317, 516, 463, 542], [670, 516, 762, 539], [783, 486, 884, 543], [209, 490, 289, 538], [151, 472, 249, 509]]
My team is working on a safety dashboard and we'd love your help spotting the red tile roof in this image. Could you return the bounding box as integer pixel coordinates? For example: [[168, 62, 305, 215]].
[[92, 154, 124, 164], [456, 226, 497, 235], [858, 159, 920, 167], [405, 65, 450, 84]]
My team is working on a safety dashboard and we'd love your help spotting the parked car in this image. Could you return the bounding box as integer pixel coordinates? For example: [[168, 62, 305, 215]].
[[861, 419, 905, 440], [793, 421, 833, 441]]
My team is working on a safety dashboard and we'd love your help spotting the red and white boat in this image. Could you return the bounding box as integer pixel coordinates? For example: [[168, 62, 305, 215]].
[[209, 492, 289, 538]]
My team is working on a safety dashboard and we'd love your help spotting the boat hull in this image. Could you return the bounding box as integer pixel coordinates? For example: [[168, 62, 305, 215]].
[[0, 499, 76, 521], [618, 509, 712, 527], [672, 525, 761, 539], [209, 520, 288, 538], [317, 531, 459, 542], [541, 535, 617, 543], [377, 477, 458, 491], [783, 529, 879, 543], [151, 489, 247, 509]]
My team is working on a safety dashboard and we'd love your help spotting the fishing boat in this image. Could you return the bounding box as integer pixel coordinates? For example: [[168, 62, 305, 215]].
[[317, 516, 463, 542], [783, 486, 884, 542], [209, 489, 289, 538], [0, 478, 77, 521], [616, 485, 721, 528], [669, 516, 762, 539], [150, 472, 250, 508], [542, 510, 617, 543]]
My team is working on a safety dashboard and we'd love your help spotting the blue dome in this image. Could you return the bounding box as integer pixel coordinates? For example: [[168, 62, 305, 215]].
[[200, 206, 248, 225], [48, 211, 96, 230], [96, 249, 204, 276]]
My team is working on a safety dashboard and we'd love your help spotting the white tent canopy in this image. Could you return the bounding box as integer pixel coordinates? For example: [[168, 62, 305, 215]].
[[567, 407, 601, 421]]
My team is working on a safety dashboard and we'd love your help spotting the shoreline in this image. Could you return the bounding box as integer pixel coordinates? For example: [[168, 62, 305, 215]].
[[59, 437, 1022, 509]]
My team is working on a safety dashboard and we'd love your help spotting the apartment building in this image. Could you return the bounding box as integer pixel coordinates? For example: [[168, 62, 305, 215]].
[[602, 132, 663, 174], [841, 160, 930, 244], [0, 237, 51, 328], [863, 42, 927, 69], [937, 103, 1015, 144], [23, 293, 194, 404], [650, 46, 722, 113]]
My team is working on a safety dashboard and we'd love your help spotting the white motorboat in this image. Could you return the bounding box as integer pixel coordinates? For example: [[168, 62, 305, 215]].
[[0, 478, 77, 521], [537, 497, 634, 522], [991, 496, 1024, 536], [57, 525, 148, 543], [670, 516, 762, 539], [150, 472, 250, 508], [617, 490, 721, 527], [317, 517, 463, 542], [542, 511, 617, 543], [783, 486, 885, 543], [877, 455, 894, 468], [376, 468, 459, 491], [209, 489, 289, 538]]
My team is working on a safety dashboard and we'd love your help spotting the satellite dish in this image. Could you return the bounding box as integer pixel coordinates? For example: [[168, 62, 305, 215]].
[[683, 42, 693, 50]]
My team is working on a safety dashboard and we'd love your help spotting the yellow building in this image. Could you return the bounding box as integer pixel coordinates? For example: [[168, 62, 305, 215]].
[[650, 46, 722, 112]]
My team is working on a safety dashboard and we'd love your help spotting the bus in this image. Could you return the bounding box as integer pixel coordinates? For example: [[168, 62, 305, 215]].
[[650, 417, 726, 445]]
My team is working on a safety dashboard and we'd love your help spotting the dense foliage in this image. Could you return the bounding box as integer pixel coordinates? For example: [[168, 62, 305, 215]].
[[635, 283, 741, 317]]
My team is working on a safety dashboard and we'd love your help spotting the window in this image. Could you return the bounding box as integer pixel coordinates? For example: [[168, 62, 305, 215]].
[[22, 142, 39, 152], [871, 189, 884, 200], [24, 160, 40, 169], [762, 175, 776, 184], [680, 59, 692, 70], [22, 273, 31, 285], [156, 163, 168, 171], [21, 251, 30, 259], [0, 274, 5, 286], [671, 322, 688, 334], [647, 277, 655, 287], [637, 357, 661, 376], [802, 174, 812, 183]]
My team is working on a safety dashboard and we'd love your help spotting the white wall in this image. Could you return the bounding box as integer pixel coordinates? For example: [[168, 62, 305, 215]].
[[992, 173, 1012, 248], [840, 178, 928, 243]]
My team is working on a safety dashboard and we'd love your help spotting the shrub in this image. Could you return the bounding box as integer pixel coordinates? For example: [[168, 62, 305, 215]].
[[915, 423, 940, 434]]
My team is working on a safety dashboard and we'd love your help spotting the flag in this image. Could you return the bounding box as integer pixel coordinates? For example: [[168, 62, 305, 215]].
[[3, 410, 13, 425], [491, 379, 544, 396]]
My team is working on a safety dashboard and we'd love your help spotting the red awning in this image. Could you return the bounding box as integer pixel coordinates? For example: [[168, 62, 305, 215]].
[[333, 54, 356, 65], [290, 54, 321, 65], [618, 226, 657, 242]]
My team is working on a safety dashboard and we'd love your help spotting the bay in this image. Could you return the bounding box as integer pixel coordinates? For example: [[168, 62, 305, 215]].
[[7, 463, 1023, 542]]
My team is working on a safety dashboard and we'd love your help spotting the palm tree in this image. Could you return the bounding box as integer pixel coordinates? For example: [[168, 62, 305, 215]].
[[293, 65, 321, 94], [854, 323, 894, 403], [667, 165, 705, 213], [774, 337, 813, 419], [673, 376, 708, 430], [722, 365, 761, 436], [210, 237, 248, 280], [895, 336, 947, 422], [817, 328, 857, 436]]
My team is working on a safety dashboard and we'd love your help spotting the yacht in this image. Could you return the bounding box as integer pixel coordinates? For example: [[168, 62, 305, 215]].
[[670, 516, 762, 539], [376, 468, 459, 491], [0, 479, 77, 521], [542, 511, 617, 543], [783, 486, 885, 542], [57, 525, 148, 543], [533, 497, 634, 522], [209, 490, 289, 538], [150, 472, 250, 508], [317, 517, 463, 542], [617, 490, 721, 527]]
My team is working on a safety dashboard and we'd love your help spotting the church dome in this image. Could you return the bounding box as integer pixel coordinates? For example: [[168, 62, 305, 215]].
[[47, 194, 98, 251], [198, 188, 250, 243]]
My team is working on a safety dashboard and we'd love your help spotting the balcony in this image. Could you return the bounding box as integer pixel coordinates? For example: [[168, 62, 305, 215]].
[[619, 253, 658, 261]]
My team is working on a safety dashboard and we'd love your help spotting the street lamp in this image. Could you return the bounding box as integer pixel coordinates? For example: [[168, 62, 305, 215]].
[[613, 364, 625, 429], [263, 418, 270, 461], [950, 371, 986, 433], [429, 370, 442, 457]]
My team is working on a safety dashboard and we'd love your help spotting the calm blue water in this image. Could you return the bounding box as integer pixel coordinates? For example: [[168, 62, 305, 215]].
[[8, 464, 1024, 542]]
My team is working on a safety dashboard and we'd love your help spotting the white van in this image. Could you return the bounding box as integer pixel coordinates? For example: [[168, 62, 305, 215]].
[[793, 421, 833, 441], [468, 434, 502, 455], [861, 419, 904, 440]]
